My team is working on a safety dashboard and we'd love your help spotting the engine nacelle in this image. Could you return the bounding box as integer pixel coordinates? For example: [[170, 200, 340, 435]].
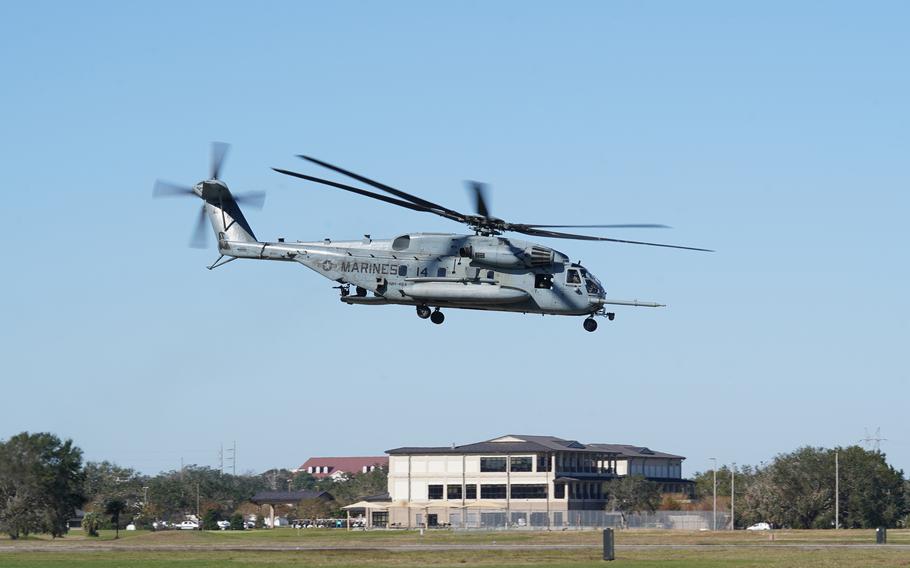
[[461, 244, 555, 268]]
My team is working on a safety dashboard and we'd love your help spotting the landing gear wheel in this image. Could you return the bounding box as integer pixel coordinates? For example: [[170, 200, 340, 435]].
[[416, 305, 431, 319], [583, 318, 598, 332], [430, 309, 445, 325], [355, 286, 367, 297], [607, 312, 615, 321]]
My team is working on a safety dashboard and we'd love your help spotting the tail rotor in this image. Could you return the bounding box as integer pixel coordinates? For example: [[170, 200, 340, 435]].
[[153, 142, 264, 248]]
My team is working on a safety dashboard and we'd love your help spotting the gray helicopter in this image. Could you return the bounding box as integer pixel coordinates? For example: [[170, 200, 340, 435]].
[[154, 143, 711, 332]]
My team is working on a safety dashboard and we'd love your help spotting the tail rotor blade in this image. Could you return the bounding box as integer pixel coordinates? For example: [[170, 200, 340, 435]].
[[468, 180, 491, 218], [210, 141, 230, 180], [189, 206, 209, 248], [153, 180, 195, 198], [234, 191, 266, 210]]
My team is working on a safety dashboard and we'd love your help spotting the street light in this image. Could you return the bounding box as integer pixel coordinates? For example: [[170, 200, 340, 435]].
[[709, 458, 717, 531], [730, 463, 735, 531]]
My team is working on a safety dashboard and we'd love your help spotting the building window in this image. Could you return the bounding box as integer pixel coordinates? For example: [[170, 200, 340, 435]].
[[428, 485, 443, 500], [480, 484, 507, 499], [510, 456, 532, 472], [465, 484, 477, 499], [537, 455, 550, 472], [555, 484, 565, 499], [480, 457, 507, 472], [447, 485, 462, 500], [510, 484, 548, 499]]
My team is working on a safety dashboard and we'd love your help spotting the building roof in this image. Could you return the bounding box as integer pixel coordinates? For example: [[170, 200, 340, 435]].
[[387, 434, 684, 460], [297, 456, 388, 477], [586, 444, 684, 460], [250, 490, 333, 505]]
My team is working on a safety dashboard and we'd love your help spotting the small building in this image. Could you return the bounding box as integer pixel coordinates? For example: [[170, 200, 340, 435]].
[[250, 490, 334, 528], [295, 456, 388, 480], [384, 434, 692, 528]]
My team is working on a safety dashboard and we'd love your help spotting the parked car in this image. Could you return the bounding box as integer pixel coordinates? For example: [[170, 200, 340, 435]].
[[177, 520, 199, 530], [216, 520, 231, 530], [746, 522, 772, 531]]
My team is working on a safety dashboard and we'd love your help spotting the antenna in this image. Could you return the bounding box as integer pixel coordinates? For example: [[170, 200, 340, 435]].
[[859, 427, 887, 452]]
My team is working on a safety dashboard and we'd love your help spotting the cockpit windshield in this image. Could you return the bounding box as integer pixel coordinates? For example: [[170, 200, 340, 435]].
[[579, 267, 604, 296]]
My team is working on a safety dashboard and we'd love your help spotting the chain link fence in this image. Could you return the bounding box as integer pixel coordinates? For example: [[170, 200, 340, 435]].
[[406, 509, 730, 531]]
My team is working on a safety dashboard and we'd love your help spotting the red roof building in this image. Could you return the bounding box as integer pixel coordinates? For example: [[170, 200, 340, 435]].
[[296, 456, 388, 479]]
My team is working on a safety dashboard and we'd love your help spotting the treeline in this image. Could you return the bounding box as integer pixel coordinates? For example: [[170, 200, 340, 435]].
[[0, 431, 386, 539], [689, 446, 908, 529]]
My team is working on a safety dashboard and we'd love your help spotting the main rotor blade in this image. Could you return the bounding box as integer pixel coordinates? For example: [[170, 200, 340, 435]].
[[210, 141, 230, 180], [516, 227, 713, 252], [189, 206, 209, 248], [273, 168, 455, 217], [153, 180, 195, 198], [467, 180, 490, 218], [234, 191, 266, 210], [299, 155, 466, 219], [519, 223, 670, 229]]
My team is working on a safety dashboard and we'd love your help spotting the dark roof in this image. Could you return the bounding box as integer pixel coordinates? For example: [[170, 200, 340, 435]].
[[362, 492, 391, 502], [586, 444, 684, 460], [250, 490, 333, 504], [387, 434, 683, 460], [387, 434, 598, 455]]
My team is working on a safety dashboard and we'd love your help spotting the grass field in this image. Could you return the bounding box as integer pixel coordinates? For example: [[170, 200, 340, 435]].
[[1, 528, 908, 567]]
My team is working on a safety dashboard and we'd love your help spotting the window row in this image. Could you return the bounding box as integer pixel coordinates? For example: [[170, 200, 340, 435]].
[[479, 456, 544, 472], [426, 484, 549, 500]]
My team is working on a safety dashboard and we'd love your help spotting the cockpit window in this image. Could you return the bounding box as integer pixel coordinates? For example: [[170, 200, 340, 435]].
[[566, 269, 581, 285], [585, 278, 601, 295]]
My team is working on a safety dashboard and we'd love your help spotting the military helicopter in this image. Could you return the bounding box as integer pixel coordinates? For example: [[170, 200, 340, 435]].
[[154, 143, 711, 332]]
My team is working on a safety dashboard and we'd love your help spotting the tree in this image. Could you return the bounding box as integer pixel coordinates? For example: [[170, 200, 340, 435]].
[[296, 498, 333, 521], [836, 446, 906, 528], [104, 498, 127, 539], [81, 512, 101, 537], [0, 432, 85, 539], [604, 475, 661, 528]]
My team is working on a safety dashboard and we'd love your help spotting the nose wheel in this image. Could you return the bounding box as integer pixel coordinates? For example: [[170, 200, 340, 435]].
[[583, 317, 598, 332], [416, 305, 431, 319], [430, 308, 445, 325]]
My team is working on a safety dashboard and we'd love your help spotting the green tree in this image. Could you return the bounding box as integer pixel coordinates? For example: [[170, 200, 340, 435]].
[[229, 512, 245, 530], [104, 498, 127, 539], [836, 446, 906, 528], [81, 512, 101, 537], [202, 507, 223, 530], [0, 432, 85, 539], [604, 475, 661, 528]]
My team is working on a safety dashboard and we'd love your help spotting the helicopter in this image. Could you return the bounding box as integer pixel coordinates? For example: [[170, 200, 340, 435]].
[[154, 143, 711, 332]]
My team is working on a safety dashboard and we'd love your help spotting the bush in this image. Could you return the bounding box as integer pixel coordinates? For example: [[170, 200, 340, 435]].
[[229, 513, 244, 530], [81, 512, 101, 537]]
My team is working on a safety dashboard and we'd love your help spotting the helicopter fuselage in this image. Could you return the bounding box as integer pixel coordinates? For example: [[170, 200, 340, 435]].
[[220, 232, 610, 316]]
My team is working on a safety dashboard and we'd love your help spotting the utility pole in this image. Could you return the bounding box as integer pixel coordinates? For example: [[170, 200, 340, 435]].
[[710, 457, 717, 531], [835, 451, 839, 530], [730, 462, 735, 531]]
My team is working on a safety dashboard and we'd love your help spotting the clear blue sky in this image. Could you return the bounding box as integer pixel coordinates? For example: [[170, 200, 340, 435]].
[[2, 1, 907, 477]]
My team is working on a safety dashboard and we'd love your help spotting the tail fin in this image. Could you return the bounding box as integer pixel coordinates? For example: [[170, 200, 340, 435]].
[[202, 181, 258, 245]]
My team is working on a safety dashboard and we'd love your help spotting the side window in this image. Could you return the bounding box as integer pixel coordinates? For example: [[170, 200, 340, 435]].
[[437, 267, 447, 278], [566, 269, 581, 285], [534, 274, 553, 289]]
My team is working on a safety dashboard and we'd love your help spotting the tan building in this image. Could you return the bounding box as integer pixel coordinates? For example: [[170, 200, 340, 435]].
[[383, 434, 691, 528]]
